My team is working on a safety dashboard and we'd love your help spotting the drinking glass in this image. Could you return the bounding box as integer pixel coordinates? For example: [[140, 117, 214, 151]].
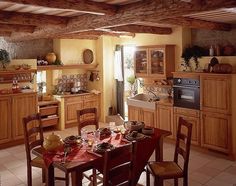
[[81, 128, 87, 144], [109, 122, 116, 136], [94, 130, 100, 145]]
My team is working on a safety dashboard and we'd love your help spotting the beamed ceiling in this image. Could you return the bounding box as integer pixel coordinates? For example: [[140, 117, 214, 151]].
[[0, 0, 235, 41]]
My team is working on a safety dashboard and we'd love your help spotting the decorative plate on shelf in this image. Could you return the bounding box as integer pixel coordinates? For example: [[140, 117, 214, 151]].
[[83, 49, 94, 64]]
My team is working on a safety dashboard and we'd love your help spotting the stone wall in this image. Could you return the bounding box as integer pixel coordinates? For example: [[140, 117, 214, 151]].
[[0, 38, 53, 59], [191, 28, 236, 49]]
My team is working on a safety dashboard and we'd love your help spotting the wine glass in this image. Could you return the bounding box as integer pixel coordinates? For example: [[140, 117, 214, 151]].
[[93, 130, 100, 145], [109, 122, 116, 136], [81, 128, 87, 144]]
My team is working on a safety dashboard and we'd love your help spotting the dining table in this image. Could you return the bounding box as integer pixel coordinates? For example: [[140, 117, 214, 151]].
[[32, 127, 171, 186]]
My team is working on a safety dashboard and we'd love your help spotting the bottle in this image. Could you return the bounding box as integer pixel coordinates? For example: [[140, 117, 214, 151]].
[[209, 45, 214, 56], [12, 78, 19, 93]]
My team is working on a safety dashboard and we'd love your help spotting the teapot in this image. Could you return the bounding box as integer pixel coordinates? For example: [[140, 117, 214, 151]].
[[43, 132, 63, 152]]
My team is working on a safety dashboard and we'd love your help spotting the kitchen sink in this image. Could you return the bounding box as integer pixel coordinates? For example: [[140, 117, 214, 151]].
[[127, 93, 159, 110]]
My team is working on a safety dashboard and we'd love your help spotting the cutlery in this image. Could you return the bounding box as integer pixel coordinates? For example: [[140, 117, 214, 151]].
[[62, 146, 71, 163]]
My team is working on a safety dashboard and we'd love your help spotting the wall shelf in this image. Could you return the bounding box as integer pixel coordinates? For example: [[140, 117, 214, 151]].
[[37, 63, 98, 71]]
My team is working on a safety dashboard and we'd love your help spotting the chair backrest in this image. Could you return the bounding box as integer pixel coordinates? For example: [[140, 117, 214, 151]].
[[103, 142, 136, 186], [77, 107, 98, 135], [23, 113, 44, 163], [174, 117, 192, 175]]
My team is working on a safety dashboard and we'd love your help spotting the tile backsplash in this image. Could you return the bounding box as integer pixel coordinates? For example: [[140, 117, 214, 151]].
[[56, 73, 88, 92]]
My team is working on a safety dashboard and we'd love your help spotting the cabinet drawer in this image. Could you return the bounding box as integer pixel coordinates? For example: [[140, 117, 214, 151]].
[[40, 106, 58, 116], [41, 117, 59, 127], [174, 107, 199, 117], [84, 94, 97, 100], [65, 96, 84, 103]]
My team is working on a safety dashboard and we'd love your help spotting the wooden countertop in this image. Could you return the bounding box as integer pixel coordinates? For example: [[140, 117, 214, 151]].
[[0, 91, 37, 97], [53, 92, 100, 98]]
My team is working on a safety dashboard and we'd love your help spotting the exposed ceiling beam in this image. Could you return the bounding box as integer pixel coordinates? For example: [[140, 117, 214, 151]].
[[108, 25, 172, 34], [1, 0, 117, 15], [0, 10, 68, 26], [0, 23, 36, 33], [0, 31, 12, 37], [8, 0, 236, 41], [160, 17, 232, 31], [53, 35, 99, 40]]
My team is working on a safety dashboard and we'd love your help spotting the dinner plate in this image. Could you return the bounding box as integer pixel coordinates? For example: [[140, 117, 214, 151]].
[[125, 132, 146, 141], [93, 142, 115, 154], [64, 135, 81, 145]]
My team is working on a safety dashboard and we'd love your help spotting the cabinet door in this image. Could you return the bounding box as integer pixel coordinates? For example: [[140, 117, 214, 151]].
[[201, 111, 231, 153], [83, 94, 99, 120], [65, 100, 83, 126], [12, 93, 37, 140], [128, 106, 140, 121], [149, 48, 165, 76], [142, 108, 156, 127], [157, 105, 173, 137], [174, 114, 200, 145], [0, 96, 11, 144], [134, 48, 148, 77], [201, 75, 230, 114]]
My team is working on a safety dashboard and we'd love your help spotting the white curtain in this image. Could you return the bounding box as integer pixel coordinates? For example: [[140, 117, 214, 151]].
[[114, 50, 123, 81]]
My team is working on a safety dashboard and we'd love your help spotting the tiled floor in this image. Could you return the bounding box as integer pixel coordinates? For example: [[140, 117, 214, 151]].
[[0, 127, 236, 186]]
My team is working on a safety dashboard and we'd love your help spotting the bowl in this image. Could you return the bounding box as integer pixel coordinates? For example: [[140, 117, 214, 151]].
[[142, 127, 154, 135], [124, 121, 145, 131]]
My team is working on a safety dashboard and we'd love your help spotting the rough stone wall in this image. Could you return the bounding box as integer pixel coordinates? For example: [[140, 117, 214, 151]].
[[191, 28, 236, 48], [0, 38, 53, 59]]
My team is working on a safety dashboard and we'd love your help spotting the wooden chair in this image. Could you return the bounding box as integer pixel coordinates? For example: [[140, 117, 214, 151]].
[[77, 107, 99, 135], [146, 117, 192, 186], [23, 113, 69, 186], [77, 107, 99, 185], [102, 142, 137, 186]]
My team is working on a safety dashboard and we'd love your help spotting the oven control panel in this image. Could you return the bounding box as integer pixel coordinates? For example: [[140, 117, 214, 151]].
[[173, 78, 200, 87]]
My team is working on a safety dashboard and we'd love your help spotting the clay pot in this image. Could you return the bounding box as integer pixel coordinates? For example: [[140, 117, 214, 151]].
[[43, 132, 63, 152], [45, 53, 56, 64], [212, 64, 232, 74]]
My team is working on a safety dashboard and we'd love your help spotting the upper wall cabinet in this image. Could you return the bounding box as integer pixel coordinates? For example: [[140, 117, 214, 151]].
[[134, 45, 175, 79]]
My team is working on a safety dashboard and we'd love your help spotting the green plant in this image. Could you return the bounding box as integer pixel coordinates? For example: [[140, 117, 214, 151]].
[[0, 49, 10, 69], [181, 45, 205, 70], [126, 75, 136, 85]]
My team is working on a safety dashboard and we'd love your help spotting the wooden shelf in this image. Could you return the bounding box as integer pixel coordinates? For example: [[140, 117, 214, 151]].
[[37, 63, 98, 71], [0, 69, 36, 74]]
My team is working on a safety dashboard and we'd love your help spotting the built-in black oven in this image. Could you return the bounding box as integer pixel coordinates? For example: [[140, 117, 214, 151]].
[[173, 78, 200, 110]]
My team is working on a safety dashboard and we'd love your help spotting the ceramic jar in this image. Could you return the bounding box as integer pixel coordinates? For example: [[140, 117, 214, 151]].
[[45, 53, 56, 64]]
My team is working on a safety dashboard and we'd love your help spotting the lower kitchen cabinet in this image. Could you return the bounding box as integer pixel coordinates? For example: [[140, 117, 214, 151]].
[[0, 93, 37, 148], [201, 111, 231, 153], [128, 106, 156, 127], [174, 107, 200, 145], [0, 96, 11, 144], [157, 105, 173, 138]]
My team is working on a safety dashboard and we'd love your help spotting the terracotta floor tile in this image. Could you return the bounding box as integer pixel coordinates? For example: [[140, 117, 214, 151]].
[[189, 172, 212, 184], [195, 166, 221, 177]]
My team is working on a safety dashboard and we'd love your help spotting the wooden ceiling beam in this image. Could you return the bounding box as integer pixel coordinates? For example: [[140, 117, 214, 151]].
[[108, 25, 172, 34], [0, 10, 68, 26], [1, 0, 117, 15], [0, 23, 36, 33], [160, 17, 232, 31], [8, 0, 236, 41], [0, 31, 12, 37]]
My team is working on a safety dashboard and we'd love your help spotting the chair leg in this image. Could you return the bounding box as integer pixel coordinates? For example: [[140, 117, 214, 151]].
[[27, 166, 32, 186], [174, 178, 178, 186], [183, 175, 188, 186], [92, 168, 97, 186], [155, 178, 163, 186], [42, 168, 46, 183], [65, 172, 70, 186], [146, 168, 150, 186]]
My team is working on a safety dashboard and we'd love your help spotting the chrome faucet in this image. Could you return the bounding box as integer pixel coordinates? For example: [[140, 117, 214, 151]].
[[147, 90, 159, 100]]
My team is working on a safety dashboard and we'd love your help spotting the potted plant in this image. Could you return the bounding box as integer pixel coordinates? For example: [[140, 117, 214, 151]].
[[181, 45, 206, 71], [0, 49, 10, 70], [126, 75, 137, 96]]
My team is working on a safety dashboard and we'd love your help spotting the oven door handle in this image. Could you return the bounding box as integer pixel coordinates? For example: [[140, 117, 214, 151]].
[[173, 85, 200, 89]]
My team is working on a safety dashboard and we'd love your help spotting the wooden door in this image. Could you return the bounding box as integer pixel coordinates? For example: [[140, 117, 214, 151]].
[[65, 97, 83, 126], [142, 108, 156, 127], [128, 106, 140, 121], [158, 105, 173, 138], [149, 47, 165, 76], [0, 96, 12, 144], [201, 111, 231, 153], [12, 93, 37, 140], [174, 114, 200, 145], [201, 75, 231, 114]]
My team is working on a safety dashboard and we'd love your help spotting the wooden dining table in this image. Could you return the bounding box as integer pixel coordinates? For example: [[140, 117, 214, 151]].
[[32, 127, 171, 186]]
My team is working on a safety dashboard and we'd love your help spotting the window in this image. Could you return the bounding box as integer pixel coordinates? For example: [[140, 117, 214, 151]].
[[36, 71, 46, 93]]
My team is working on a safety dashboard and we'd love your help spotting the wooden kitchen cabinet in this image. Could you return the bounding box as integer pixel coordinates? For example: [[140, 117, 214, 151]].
[[12, 93, 37, 140], [201, 74, 231, 114], [134, 45, 175, 79], [0, 92, 37, 148], [201, 111, 231, 153], [0, 97, 11, 144], [174, 107, 200, 145], [128, 106, 156, 127], [157, 105, 173, 138]]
